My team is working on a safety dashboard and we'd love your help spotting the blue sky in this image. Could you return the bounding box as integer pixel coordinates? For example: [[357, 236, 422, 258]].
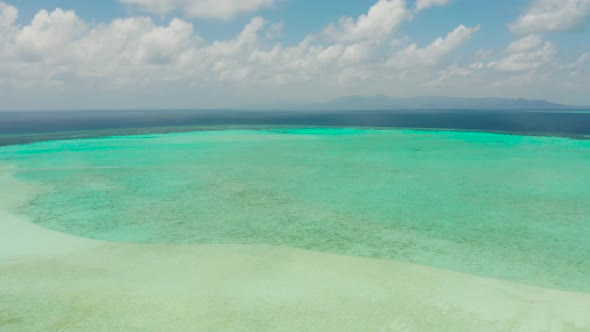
[[1, 0, 590, 109]]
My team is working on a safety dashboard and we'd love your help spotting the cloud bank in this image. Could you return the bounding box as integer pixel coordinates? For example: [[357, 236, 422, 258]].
[[0, 0, 589, 109]]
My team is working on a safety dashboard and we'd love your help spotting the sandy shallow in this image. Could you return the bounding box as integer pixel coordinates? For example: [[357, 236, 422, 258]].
[[1, 168, 590, 331]]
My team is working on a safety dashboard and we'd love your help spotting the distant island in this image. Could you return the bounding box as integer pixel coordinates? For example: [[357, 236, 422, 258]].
[[241, 96, 580, 110]]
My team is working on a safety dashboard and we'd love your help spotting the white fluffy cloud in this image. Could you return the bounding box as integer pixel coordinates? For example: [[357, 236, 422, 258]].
[[0, 1, 17, 28], [322, 0, 408, 42], [14, 9, 86, 62], [388, 24, 479, 67], [0, 2, 17, 53], [79, 17, 196, 67], [0, 5, 201, 87], [1, 0, 589, 109], [509, 0, 590, 34], [415, 0, 450, 12], [120, 0, 276, 20], [207, 17, 265, 57], [491, 35, 557, 72], [3, 0, 448, 88], [504, 34, 544, 53]]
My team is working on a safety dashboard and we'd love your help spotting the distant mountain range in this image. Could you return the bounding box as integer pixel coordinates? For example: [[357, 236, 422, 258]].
[[241, 96, 579, 110]]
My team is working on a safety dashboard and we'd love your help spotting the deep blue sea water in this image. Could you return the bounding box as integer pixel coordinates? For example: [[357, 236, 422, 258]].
[[1, 109, 589, 146]]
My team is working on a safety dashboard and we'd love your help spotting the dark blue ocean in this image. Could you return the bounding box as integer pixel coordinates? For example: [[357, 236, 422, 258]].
[[1, 109, 589, 146]]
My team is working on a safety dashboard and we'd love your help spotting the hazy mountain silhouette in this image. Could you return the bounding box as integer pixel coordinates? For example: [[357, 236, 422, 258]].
[[241, 96, 576, 110]]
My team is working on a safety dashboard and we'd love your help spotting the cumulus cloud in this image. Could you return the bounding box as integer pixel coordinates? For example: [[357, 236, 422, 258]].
[[504, 34, 544, 53], [424, 63, 476, 87], [568, 52, 590, 76], [322, 0, 408, 42], [415, 0, 450, 12], [0, 2, 17, 52], [0, 4, 200, 86], [0, 1, 17, 28], [491, 35, 557, 72], [208, 17, 266, 57], [2, 0, 589, 109], [0, 0, 508, 103], [120, 0, 276, 20], [14, 9, 86, 62], [430, 34, 563, 89], [509, 0, 590, 34], [388, 24, 480, 67]]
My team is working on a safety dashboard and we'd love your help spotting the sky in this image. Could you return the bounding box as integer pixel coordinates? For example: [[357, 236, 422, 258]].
[[0, 0, 589, 110]]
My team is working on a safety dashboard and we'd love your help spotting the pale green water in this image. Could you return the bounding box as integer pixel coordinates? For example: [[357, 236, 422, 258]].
[[1, 128, 589, 292]]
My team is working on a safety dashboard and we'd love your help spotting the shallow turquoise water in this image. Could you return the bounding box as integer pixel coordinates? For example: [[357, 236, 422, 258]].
[[1, 128, 589, 291]]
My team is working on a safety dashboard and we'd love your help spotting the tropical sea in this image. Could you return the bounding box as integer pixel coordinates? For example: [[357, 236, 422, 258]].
[[1, 109, 590, 331], [1, 108, 590, 146]]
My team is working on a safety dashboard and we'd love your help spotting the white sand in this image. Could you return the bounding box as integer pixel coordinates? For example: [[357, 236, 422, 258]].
[[1, 167, 589, 331]]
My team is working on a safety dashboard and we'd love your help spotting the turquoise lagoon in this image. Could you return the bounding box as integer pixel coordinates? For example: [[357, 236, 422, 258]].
[[1, 128, 589, 292]]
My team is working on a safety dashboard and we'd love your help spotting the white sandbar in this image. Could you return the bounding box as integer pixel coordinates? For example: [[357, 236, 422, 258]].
[[1, 168, 589, 331]]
